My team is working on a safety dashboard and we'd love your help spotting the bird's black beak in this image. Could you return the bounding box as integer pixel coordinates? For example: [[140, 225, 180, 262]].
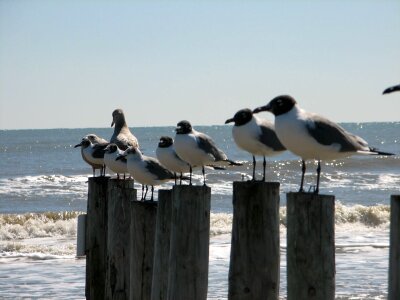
[[225, 118, 234, 124], [111, 120, 115, 127], [74, 142, 82, 148], [253, 103, 271, 114]]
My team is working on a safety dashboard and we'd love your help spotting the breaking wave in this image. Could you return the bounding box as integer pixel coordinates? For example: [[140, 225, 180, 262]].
[[0, 203, 390, 243], [0, 211, 82, 240]]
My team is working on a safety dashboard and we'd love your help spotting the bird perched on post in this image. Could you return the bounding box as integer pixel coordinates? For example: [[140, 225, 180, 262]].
[[383, 84, 400, 94], [225, 108, 286, 181], [110, 108, 139, 150], [117, 147, 176, 201], [104, 143, 129, 179], [174, 120, 242, 185], [74, 136, 108, 176], [156, 136, 190, 185], [253, 95, 394, 193]]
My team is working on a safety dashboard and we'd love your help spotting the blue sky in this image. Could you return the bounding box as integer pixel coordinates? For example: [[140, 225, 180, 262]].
[[0, 0, 399, 129]]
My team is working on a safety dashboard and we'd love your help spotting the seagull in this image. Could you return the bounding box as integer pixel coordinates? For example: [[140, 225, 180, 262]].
[[174, 120, 242, 185], [225, 108, 286, 181], [104, 143, 129, 179], [383, 84, 400, 94], [74, 137, 108, 176], [253, 95, 394, 193], [117, 147, 175, 201], [156, 136, 190, 184], [110, 108, 139, 150]]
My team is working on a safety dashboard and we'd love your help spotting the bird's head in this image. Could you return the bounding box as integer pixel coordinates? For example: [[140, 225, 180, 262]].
[[85, 134, 103, 144], [175, 120, 192, 134], [158, 136, 173, 148], [253, 95, 297, 116], [74, 137, 90, 148], [116, 146, 140, 160], [105, 143, 118, 154], [225, 108, 253, 126], [111, 108, 125, 127]]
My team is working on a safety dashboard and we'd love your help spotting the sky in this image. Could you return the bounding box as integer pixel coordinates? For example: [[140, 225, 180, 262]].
[[0, 0, 399, 130]]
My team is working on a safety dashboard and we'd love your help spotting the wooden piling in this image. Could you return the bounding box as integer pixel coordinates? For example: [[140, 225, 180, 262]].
[[287, 192, 335, 300], [130, 200, 158, 300], [86, 176, 110, 300], [389, 195, 400, 300], [76, 214, 86, 257], [105, 179, 135, 300], [167, 185, 211, 300], [228, 181, 280, 300], [151, 190, 173, 300]]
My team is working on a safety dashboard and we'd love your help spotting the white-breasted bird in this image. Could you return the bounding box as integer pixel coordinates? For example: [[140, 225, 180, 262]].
[[253, 95, 394, 193], [117, 147, 175, 200], [156, 136, 190, 184], [110, 108, 139, 150], [74, 137, 108, 176], [104, 143, 128, 179], [225, 108, 286, 181], [174, 120, 241, 185]]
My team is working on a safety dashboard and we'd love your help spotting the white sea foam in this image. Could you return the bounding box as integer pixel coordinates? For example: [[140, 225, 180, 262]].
[[0, 212, 82, 241], [210, 213, 232, 236], [0, 174, 89, 198], [0, 201, 391, 264]]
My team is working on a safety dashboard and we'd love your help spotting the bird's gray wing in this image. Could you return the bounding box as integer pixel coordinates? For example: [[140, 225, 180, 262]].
[[114, 137, 130, 151], [196, 133, 227, 161], [92, 143, 108, 158], [97, 141, 109, 147], [126, 135, 139, 148], [146, 158, 175, 180], [258, 120, 286, 151], [112, 127, 139, 150], [383, 84, 400, 94], [305, 116, 361, 152], [173, 151, 188, 164], [118, 156, 127, 163], [115, 136, 138, 150]]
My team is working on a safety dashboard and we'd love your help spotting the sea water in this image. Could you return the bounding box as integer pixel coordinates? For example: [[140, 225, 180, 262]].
[[0, 123, 399, 299]]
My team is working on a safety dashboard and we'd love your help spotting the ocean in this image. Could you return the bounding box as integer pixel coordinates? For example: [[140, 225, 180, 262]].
[[0, 123, 399, 299]]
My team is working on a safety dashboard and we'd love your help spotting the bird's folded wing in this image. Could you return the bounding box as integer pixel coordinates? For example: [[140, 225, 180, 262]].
[[92, 144, 108, 158], [305, 117, 361, 152], [196, 133, 227, 161], [145, 158, 174, 180], [258, 122, 286, 151]]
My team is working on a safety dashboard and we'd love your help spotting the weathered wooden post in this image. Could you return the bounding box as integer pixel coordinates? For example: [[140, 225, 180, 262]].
[[389, 195, 400, 300], [151, 189, 173, 300], [86, 176, 110, 300], [287, 192, 335, 300], [76, 214, 86, 257], [167, 185, 211, 300], [105, 179, 135, 300], [228, 181, 280, 300], [130, 200, 158, 300]]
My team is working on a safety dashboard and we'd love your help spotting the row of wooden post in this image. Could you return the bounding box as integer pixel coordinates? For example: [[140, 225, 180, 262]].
[[85, 177, 211, 300], [83, 176, 399, 299]]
